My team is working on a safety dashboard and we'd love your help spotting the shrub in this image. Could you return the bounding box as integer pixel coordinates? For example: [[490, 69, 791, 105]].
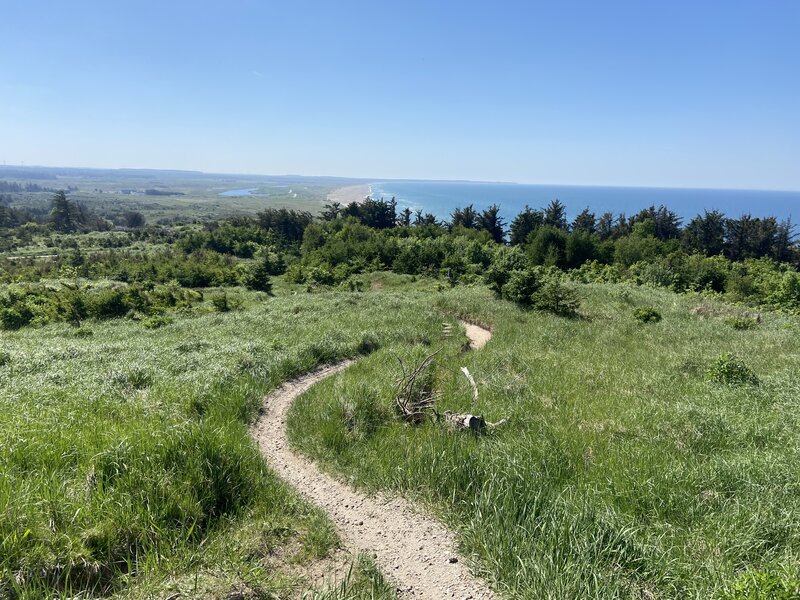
[[532, 277, 581, 316], [356, 332, 380, 355], [722, 570, 800, 600], [210, 292, 231, 312], [0, 350, 10, 366], [726, 316, 759, 330], [633, 307, 662, 323], [706, 353, 759, 386], [484, 245, 529, 292], [241, 248, 283, 292], [501, 269, 541, 307], [0, 306, 32, 330], [142, 314, 173, 329]]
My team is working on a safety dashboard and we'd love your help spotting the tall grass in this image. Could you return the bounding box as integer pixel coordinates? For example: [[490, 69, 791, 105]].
[[0, 280, 442, 598], [290, 283, 800, 598]]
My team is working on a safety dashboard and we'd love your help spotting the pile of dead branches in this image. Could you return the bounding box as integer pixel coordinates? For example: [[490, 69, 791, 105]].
[[393, 352, 508, 433], [393, 350, 441, 424]]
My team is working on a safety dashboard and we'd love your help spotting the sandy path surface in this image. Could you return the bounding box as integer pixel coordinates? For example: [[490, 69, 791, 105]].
[[252, 322, 496, 599], [459, 321, 491, 350]]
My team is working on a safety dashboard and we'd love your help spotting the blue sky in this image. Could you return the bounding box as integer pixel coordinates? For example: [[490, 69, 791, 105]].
[[1, 1, 798, 189]]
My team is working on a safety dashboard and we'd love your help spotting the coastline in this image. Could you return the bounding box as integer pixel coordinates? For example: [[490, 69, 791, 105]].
[[326, 183, 372, 205]]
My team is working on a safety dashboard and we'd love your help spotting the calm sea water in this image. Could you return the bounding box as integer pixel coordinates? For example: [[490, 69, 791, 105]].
[[369, 181, 800, 223]]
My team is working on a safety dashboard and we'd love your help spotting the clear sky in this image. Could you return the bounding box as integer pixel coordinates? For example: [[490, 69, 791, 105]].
[[1, 1, 798, 189]]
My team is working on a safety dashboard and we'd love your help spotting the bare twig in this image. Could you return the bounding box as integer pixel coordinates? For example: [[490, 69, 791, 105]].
[[460, 367, 479, 402]]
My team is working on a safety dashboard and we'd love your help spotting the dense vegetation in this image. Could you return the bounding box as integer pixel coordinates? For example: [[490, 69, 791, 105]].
[[2, 184, 800, 598]]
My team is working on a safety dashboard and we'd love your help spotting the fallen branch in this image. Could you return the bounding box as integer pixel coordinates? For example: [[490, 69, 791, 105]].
[[394, 350, 441, 424], [460, 367, 479, 402]]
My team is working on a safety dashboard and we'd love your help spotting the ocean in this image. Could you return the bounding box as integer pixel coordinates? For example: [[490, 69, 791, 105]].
[[368, 181, 800, 224]]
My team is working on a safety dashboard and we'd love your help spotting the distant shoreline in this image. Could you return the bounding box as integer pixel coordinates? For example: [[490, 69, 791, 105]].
[[326, 183, 372, 205]]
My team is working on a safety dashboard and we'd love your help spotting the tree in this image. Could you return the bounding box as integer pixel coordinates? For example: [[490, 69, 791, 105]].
[[477, 204, 505, 243], [527, 225, 568, 267], [50, 190, 76, 233], [257, 208, 313, 243], [414, 210, 438, 227], [450, 205, 478, 230], [565, 230, 597, 268], [571, 207, 596, 233], [123, 211, 146, 228], [321, 201, 342, 221], [683, 210, 726, 256], [543, 199, 568, 230], [509, 205, 543, 245], [343, 197, 397, 229], [398, 207, 413, 227], [629, 205, 681, 240], [596, 212, 615, 239]]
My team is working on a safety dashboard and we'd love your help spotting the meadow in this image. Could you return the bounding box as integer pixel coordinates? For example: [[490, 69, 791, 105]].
[[2, 181, 800, 598], [291, 283, 800, 598], [0, 277, 440, 598]]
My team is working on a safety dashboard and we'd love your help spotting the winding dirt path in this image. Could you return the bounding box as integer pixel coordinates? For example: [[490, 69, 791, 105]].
[[252, 322, 496, 599]]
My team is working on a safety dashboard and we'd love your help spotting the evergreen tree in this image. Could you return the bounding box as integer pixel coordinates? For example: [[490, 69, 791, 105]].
[[450, 205, 478, 230], [414, 210, 438, 227], [630, 205, 681, 240], [509, 205, 543, 245], [543, 199, 568, 230], [320, 201, 342, 220], [477, 204, 505, 243], [571, 207, 596, 233], [596, 212, 615, 239], [50, 190, 76, 233], [398, 207, 413, 227], [683, 210, 726, 255]]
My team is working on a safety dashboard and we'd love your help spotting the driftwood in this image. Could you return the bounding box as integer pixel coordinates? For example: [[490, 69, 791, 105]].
[[442, 412, 509, 433], [393, 355, 508, 432], [460, 367, 479, 402], [394, 350, 441, 424], [440, 367, 508, 433]]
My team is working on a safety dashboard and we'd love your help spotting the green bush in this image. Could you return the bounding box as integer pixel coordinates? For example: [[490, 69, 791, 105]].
[[706, 353, 760, 386], [501, 269, 541, 307], [142, 314, 173, 329], [633, 307, 662, 323], [722, 570, 800, 600], [210, 292, 231, 312], [532, 277, 581, 316], [726, 316, 759, 330]]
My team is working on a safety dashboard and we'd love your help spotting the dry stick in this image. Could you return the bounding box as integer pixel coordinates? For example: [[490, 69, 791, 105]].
[[460, 367, 479, 402], [394, 350, 441, 423]]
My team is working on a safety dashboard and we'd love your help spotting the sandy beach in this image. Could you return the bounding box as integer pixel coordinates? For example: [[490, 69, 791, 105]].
[[326, 183, 372, 205]]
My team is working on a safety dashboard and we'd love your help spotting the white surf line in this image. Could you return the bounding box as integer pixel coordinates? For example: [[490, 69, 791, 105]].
[[252, 325, 496, 599]]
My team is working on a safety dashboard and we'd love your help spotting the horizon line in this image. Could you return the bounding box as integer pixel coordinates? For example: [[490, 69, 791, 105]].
[[1, 162, 798, 194]]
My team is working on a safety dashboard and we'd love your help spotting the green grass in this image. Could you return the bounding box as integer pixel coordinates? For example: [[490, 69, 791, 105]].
[[290, 282, 800, 598], [5, 275, 800, 598], [0, 278, 443, 598]]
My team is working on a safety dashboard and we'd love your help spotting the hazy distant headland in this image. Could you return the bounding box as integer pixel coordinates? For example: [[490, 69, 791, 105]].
[[2, 164, 798, 224]]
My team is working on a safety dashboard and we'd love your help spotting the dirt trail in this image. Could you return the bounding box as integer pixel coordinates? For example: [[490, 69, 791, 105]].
[[459, 320, 491, 350], [252, 322, 496, 599]]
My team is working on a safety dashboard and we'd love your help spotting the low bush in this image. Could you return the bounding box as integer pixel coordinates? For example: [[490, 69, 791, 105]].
[[142, 314, 173, 329], [706, 353, 760, 386], [722, 570, 800, 600], [726, 316, 759, 330], [633, 307, 662, 323]]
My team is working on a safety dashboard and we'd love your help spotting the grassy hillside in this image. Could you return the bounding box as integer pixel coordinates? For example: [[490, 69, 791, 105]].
[[290, 283, 800, 598], [0, 278, 441, 598], [3, 271, 800, 598]]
